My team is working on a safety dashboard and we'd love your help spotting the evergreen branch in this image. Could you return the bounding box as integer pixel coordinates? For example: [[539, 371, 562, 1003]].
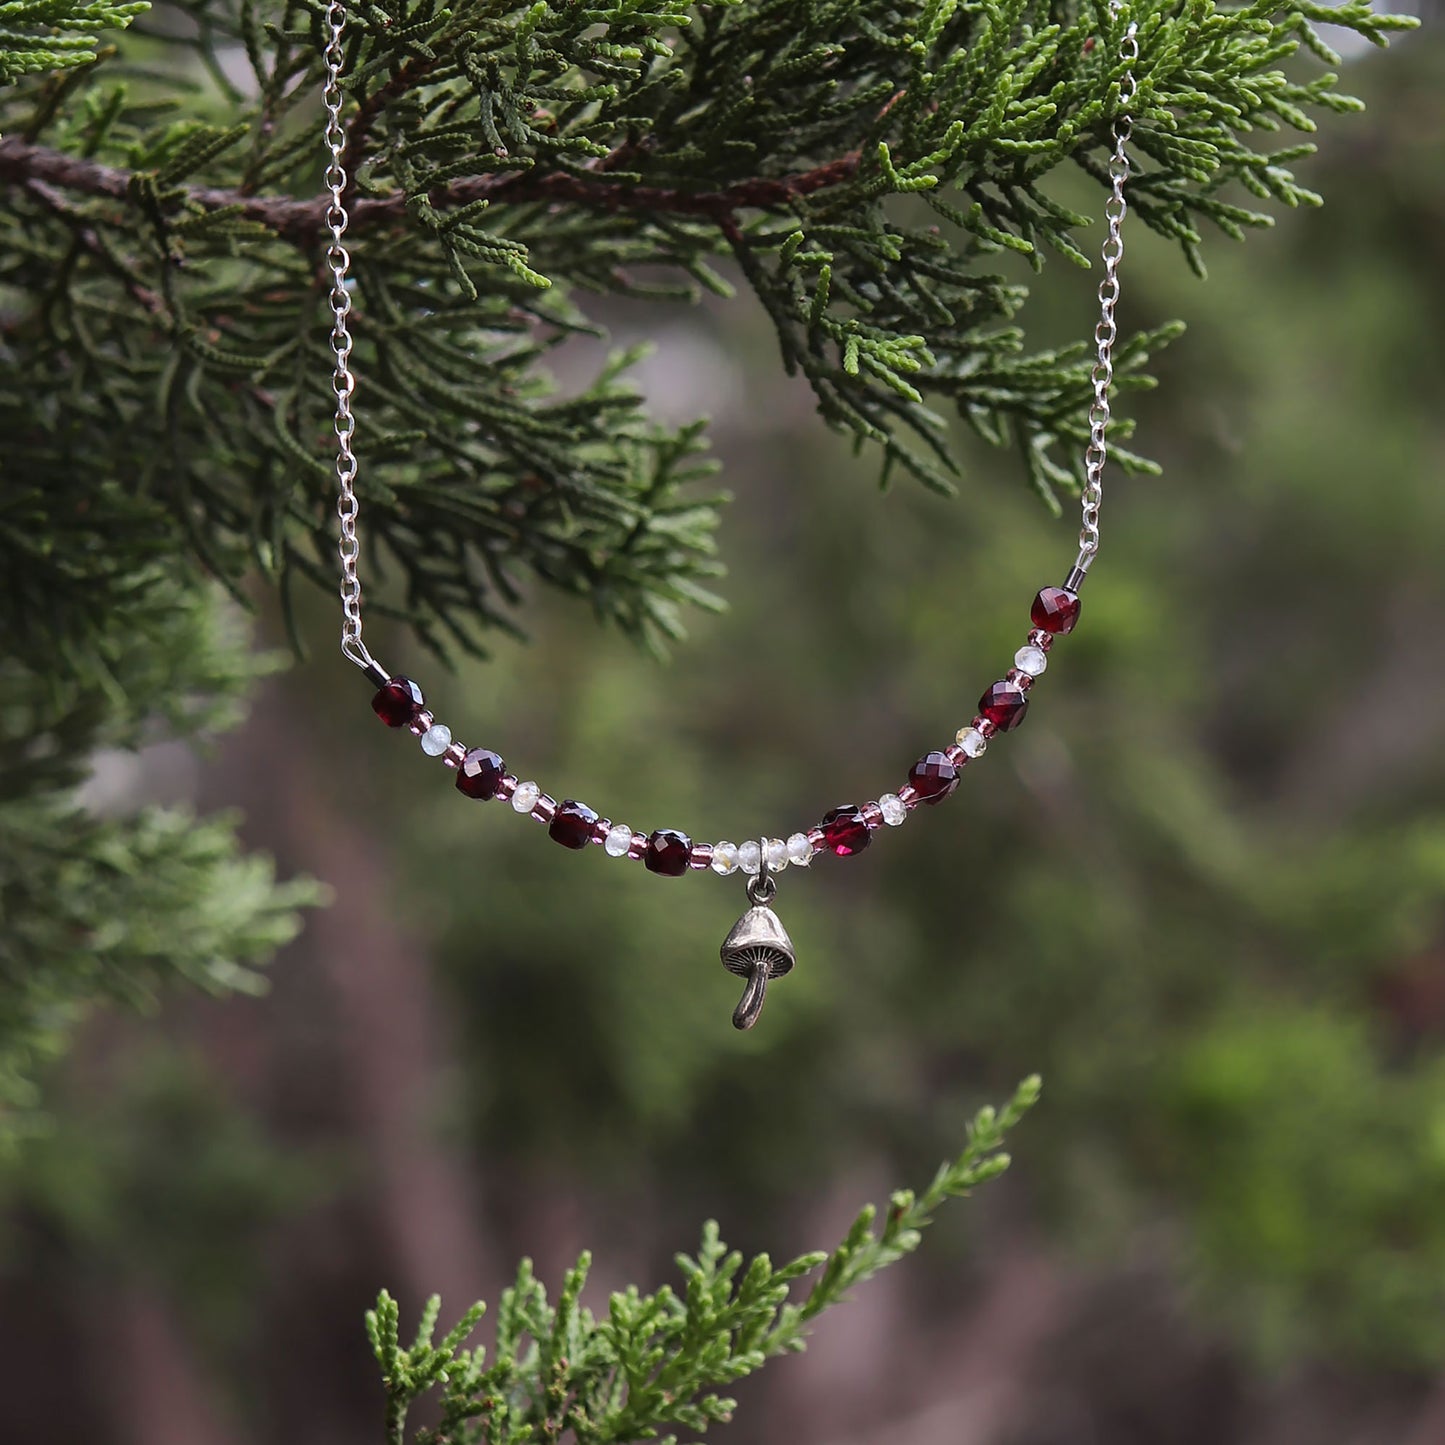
[[366, 1077, 1040, 1445], [0, 0, 1416, 690], [0, 0, 146, 82], [0, 134, 864, 240]]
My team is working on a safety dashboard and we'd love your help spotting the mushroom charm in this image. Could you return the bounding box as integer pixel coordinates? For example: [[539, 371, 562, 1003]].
[[720, 865, 795, 1030]]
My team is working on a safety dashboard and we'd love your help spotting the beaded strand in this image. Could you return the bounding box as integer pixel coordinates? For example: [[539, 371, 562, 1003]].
[[365, 585, 1081, 876]]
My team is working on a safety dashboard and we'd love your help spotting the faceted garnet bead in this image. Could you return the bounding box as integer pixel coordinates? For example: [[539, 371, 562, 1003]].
[[645, 828, 693, 876], [978, 680, 1029, 732], [1031, 586, 1081, 635], [820, 805, 871, 857], [456, 747, 506, 800], [372, 677, 424, 728], [908, 750, 959, 806], [549, 799, 599, 850]]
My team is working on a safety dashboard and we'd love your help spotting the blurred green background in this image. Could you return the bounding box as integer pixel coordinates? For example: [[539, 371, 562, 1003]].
[[3, 21, 1445, 1445]]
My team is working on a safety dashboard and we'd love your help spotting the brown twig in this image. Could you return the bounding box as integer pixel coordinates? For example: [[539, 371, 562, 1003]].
[[0, 135, 863, 244], [24, 177, 167, 317], [337, 51, 442, 202]]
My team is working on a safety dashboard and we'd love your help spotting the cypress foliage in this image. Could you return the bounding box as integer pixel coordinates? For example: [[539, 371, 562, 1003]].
[[0, 1, 1421, 1431], [363, 1079, 1038, 1445], [0, 0, 146, 81], [0, 0, 1414, 1344]]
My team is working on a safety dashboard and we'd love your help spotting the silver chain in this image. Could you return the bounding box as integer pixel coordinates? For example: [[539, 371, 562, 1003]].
[[323, 0, 378, 672], [321, 3, 1136, 626], [1072, 12, 1139, 582]]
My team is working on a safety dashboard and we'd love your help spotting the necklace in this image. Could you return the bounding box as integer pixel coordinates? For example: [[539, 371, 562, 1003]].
[[320, 3, 1138, 1030]]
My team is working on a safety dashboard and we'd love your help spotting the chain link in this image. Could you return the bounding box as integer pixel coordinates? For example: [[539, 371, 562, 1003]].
[[1071, 11, 1138, 581], [323, 0, 379, 673]]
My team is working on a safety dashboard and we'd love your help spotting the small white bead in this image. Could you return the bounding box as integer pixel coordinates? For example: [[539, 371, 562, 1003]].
[[956, 726, 988, 758], [879, 793, 907, 827], [511, 780, 540, 813], [604, 823, 633, 857], [764, 837, 788, 871], [712, 842, 739, 875], [1014, 645, 1048, 677], [420, 723, 452, 756], [738, 840, 762, 876], [786, 832, 814, 866]]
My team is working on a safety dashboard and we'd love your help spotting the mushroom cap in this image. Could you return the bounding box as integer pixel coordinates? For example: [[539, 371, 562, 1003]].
[[720, 904, 795, 980]]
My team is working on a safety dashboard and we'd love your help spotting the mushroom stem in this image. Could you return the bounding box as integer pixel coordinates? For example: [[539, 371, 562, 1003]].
[[732, 957, 770, 1030]]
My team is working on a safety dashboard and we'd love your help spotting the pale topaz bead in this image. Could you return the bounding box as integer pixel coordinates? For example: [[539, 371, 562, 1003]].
[[1014, 645, 1048, 677], [420, 723, 452, 756], [956, 726, 988, 758]]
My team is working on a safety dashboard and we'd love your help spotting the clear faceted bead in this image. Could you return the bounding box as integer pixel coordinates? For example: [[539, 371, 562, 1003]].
[[1014, 645, 1048, 677], [712, 842, 739, 875], [787, 832, 814, 865], [879, 793, 907, 826], [956, 726, 988, 758], [764, 837, 788, 871], [511, 780, 540, 813], [738, 840, 762, 876], [605, 823, 633, 857], [420, 722, 452, 756]]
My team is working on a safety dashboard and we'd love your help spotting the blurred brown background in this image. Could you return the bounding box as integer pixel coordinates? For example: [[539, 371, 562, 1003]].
[[3, 21, 1445, 1445]]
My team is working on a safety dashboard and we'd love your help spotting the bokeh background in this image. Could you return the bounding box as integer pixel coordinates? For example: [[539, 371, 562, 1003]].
[[3, 17, 1445, 1445]]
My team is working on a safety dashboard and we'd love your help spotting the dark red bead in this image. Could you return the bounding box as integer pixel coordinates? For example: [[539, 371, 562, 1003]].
[[645, 828, 692, 876], [820, 806, 871, 857], [549, 799, 598, 849], [908, 750, 959, 805], [372, 677, 424, 728], [456, 747, 505, 800], [1031, 586, 1081, 635], [978, 680, 1029, 732]]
